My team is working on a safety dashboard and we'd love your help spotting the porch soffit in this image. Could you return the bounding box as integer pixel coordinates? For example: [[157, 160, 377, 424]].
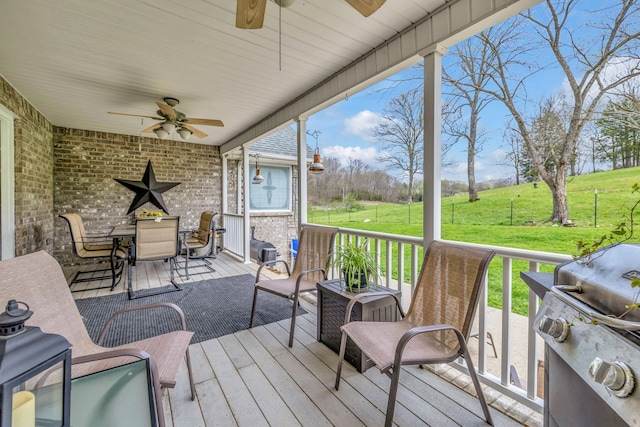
[[220, 0, 542, 155]]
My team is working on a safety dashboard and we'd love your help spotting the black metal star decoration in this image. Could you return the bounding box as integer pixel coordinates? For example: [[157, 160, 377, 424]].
[[114, 160, 180, 214]]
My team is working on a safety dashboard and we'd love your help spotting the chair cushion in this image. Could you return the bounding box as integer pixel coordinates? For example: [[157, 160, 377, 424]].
[[341, 320, 460, 372]]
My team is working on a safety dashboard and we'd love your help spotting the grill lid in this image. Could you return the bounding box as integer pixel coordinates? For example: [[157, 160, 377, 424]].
[[555, 243, 640, 323]]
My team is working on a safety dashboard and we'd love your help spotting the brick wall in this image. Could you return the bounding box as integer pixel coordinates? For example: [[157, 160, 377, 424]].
[[54, 128, 222, 265], [0, 76, 55, 257]]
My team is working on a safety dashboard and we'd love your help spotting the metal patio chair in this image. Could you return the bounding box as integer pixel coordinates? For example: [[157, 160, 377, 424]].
[[59, 213, 127, 292], [249, 224, 338, 347], [178, 211, 218, 279], [334, 240, 496, 427], [128, 216, 182, 300]]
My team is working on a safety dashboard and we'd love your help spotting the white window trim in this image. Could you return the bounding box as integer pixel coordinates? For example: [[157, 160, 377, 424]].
[[249, 163, 293, 213], [0, 103, 15, 259]]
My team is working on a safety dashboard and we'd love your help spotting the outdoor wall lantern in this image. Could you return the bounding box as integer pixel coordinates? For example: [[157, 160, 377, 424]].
[[252, 154, 264, 184], [307, 130, 324, 174], [0, 300, 72, 427]]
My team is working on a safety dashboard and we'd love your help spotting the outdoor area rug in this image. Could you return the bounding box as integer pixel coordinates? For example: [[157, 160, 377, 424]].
[[75, 274, 306, 346]]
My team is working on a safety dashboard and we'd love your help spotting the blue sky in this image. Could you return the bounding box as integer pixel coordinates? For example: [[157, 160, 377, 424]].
[[303, 0, 628, 184]]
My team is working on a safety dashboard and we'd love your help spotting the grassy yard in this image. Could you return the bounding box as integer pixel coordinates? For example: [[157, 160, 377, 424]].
[[309, 167, 640, 315]]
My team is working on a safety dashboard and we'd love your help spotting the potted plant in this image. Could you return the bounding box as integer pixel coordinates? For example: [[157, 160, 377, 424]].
[[329, 238, 378, 292]]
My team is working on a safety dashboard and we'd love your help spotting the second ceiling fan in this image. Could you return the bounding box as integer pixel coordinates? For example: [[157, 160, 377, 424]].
[[235, 0, 386, 29]]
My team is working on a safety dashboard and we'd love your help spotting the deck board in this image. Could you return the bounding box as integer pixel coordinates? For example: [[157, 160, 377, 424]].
[[67, 252, 526, 427]]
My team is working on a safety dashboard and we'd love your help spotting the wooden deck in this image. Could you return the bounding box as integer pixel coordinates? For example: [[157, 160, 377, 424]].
[[67, 253, 530, 427]]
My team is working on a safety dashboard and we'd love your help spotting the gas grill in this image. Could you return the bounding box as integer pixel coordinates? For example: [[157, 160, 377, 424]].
[[531, 243, 640, 426]]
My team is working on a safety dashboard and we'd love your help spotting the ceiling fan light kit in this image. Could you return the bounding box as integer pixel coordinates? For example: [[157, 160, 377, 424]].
[[162, 122, 176, 134], [108, 97, 223, 141], [177, 128, 192, 140], [153, 128, 169, 140]]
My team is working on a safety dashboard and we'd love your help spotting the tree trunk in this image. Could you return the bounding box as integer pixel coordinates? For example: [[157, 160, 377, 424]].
[[467, 105, 479, 202], [546, 164, 570, 224]]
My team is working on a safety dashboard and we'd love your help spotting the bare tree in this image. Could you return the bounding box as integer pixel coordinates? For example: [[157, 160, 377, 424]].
[[475, 0, 640, 224], [443, 34, 497, 202], [374, 88, 424, 203], [502, 126, 525, 185]]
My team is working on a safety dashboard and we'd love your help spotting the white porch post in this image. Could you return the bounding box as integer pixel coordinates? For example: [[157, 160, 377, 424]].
[[242, 145, 251, 263], [222, 154, 228, 215], [296, 117, 308, 233], [423, 44, 446, 247]]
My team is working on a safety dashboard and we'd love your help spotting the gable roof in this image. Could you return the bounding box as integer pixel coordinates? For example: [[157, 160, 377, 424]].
[[249, 127, 314, 161]]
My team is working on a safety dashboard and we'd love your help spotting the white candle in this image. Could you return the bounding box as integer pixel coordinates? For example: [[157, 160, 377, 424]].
[[12, 390, 35, 427]]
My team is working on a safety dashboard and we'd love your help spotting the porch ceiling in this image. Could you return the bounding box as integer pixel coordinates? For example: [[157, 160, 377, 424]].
[[0, 0, 535, 149]]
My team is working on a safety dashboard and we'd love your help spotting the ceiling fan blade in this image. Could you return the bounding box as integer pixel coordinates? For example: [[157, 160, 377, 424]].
[[182, 124, 208, 138], [345, 0, 386, 17], [108, 111, 164, 120], [184, 118, 224, 127], [236, 0, 267, 29], [140, 124, 161, 133], [156, 101, 177, 120]]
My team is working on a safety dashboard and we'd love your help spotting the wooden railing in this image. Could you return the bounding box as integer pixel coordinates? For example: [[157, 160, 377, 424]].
[[222, 213, 244, 256]]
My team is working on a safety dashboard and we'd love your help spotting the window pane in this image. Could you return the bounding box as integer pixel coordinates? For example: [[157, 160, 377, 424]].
[[249, 165, 290, 211]]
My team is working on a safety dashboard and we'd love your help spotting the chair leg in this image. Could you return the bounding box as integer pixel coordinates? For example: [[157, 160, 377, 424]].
[[185, 348, 196, 401], [249, 287, 258, 328], [385, 367, 403, 427], [288, 293, 300, 347], [460, 340, 494, 425], [127, 258, 135, 300], [334, 330, 349, 390]]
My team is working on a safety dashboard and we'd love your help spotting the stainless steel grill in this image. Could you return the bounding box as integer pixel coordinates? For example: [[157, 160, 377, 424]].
[[533, 243, 640, 427]]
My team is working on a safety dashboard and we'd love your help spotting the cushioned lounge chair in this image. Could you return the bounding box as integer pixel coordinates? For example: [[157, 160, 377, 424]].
[[0, 251, 195, 427], [334, 240, 496, 427], [249, 224, 338, 347]]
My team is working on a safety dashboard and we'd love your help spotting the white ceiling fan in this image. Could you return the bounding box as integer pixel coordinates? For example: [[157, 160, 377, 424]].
[[235, 0, 386, 29], [108, 97, 223, 140]]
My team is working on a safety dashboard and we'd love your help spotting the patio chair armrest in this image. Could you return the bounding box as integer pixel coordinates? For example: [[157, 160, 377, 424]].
[[294, 267, 326, 291], [393, 324, 465, 367], [256, 259, 291, 281], [97, 302, 188, 345], [342, 291, 405, 325]]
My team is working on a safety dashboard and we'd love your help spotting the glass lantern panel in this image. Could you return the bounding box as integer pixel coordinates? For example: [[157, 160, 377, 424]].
[[12, 359, 65, 427]]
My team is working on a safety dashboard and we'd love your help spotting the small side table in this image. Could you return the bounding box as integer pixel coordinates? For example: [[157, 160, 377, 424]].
[[316, 279, 402, 373]]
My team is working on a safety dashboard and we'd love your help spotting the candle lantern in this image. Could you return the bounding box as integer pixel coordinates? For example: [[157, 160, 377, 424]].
[[0, 300, 71, 427]]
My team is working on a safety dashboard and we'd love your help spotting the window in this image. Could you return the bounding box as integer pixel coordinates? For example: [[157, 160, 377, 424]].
[[249, 164, 291, 211]]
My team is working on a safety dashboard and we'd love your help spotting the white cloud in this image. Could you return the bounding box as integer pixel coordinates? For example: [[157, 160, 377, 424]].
[[323, 145, 379, 166], [343, 110, 383, 142]]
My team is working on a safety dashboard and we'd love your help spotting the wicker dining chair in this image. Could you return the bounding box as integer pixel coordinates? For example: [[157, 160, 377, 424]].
[[249, 224, 338, 347], [59, 213, 127, 292], [0, 251, 195, 427], [334, 240, 496, 427]]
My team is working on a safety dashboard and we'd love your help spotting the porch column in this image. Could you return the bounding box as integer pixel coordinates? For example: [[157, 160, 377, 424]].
[[423, 44, 447, 246], [222, 154, 228, 215], [242, 145, 251, 263], [296, 117, 308, 233]]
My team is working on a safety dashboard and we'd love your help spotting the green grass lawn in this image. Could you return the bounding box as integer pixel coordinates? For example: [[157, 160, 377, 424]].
[[309, 167, 640, 315]]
